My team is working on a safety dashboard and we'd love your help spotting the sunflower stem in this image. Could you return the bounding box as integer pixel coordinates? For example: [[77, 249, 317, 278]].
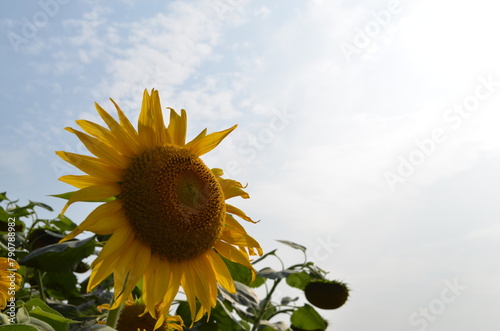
[[251, 279, 282, 331], [106, 305, 123, 329], [35, 270, 46, 303]]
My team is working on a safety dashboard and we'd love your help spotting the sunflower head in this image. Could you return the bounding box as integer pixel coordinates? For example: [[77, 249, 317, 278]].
[[0, 257, 22, 310], [114, 300, 183, 331], [57, 89, 262, 323]]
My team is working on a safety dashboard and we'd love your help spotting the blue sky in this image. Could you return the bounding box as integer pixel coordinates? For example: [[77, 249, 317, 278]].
[[2, 0, 500, 330]]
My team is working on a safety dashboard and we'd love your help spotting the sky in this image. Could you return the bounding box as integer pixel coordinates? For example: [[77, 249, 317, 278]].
[[1, 0, 500, 330]]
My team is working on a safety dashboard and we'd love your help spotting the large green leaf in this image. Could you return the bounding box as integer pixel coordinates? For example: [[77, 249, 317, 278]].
[[24, 299, 77, 331], [221, 255, 253, 285], [42, 272, 82, 301], [20, 237, 95, 273], [290, 304, 326, 330], [286, 271, 313, 291]]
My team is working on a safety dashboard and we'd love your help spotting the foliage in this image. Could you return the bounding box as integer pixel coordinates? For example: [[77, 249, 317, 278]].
[[0, 192, 349, 330]]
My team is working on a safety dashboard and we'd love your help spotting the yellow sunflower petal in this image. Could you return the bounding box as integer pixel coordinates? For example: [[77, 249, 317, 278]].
[[221, 230, 261, 252], [226, 204, 257, 223], [180, 265, 198, 322], [138, 89, 166, 149], [191, 255, 217, 310], [166, 315, 184, 331], [214, 241, 257, 282], [88, 259, 117, 292], [56, 151, 123, 182], [211, 168, 224, 177], [185, 125, 237, 157], [142, 254, 161, 315], [150, 89, 167, 146], [110, 98, 141, 153], [224, 213, 247, 233], [160, 261, 181, 314], [150, 258, 170, 311], [92, 225, 134, 267], [65, 127, 129, 168], [112, 243, 151, 308], [72, 200, 124, 235], [58, 175, 111, 189], [206, 249, 235, 293], [95, 102, 141, 157], [217, 178, 250, 199], [60, 184, 120, 215], [76, 119, 136, 158], [167, 108, 187, 146], [59, 227, 84, 243]]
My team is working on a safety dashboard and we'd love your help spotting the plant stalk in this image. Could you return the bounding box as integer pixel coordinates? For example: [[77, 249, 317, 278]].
[[106, 304, 123, 329], [251, 279, 282, 331]]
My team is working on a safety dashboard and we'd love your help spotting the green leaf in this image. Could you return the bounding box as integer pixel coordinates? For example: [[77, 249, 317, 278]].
[[20, 237, 96, 273], [43, 272, 81, 301], [0, 207, 11, 223], [276, 240, 306, 252], [24, 298, 77, 331], [258, 267, 298, 280], [0, 192, 8, 202], [281, 296, 299, 305], [16, 306, 30, 324], [0, 326, 38, 331], [43, 304, 79, 320], [286, 271, 314, 291], [221, 255, 253, 285], [290, 304, 326, 330], [259, 321, 289, 331], [27, 201, 53, 212], [49, 215, 77, 233], [219, 281, 260, 311], [175, 301, 195, 327], [27, 308, 75, 331], [28, 317, 56, 331], [248, 275, 266, 288]]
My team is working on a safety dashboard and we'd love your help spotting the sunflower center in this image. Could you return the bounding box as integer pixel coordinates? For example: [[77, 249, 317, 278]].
[[120, 145, 225, 262]]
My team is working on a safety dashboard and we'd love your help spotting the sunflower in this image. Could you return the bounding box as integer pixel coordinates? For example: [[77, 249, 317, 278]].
[[100, 299, 184, 331], [0, 257, 22, 310], [57, 89, 262, 327]]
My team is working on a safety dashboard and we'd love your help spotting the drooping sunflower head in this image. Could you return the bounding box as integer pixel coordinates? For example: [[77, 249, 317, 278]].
[[57, 89, 262, 325]]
